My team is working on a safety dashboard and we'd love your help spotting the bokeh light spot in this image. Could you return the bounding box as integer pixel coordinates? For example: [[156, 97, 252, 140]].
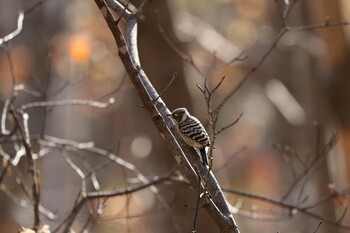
[[67, 34, 91, 63], [131, 136, 153, 158]]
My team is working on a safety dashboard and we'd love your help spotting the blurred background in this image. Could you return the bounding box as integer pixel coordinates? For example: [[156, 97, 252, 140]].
[[0, 0, 350, 232]]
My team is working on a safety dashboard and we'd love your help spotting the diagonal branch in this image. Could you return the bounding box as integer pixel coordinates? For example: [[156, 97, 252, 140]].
[[92, 0, 240, 232], [0, 12, 24, 45], [223, 187, 350, 229]]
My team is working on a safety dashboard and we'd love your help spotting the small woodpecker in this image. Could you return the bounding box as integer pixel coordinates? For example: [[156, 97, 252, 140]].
[[169, 108, 211, 166]]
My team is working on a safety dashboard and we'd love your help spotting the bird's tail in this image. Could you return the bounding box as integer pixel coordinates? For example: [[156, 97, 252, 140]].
[[199, 148, 209, 166]]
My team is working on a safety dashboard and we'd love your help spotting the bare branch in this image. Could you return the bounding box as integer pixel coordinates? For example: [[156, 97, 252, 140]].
[[215, 27, 288, 112], [290, 20, 350, 32], [215, 113, 243, 135], [216, 17, 350, 112], [8, 109, 41, 229], [214, 147, 246, 172], [0, 12, 24, 45], [85, 170, 173, 199], [41, 135, 181, 232], [61, 151, 86, 179], [157, 19, 206, 77], [134, 0, 151, 20], [223, 187, 350, 230], [281, 133, 338, 201], [24, 0, 51, 15], [283, 0, 300, 20], [20, 98, 115, 110], [95, 76, 128, 101], [210, 76, 226, 95], [313, 221, 323, 233], [55, 168, 174, 233], [1, 98, 16, 136], [1, 166, 55, 220], [14, 84, 42, 97], [336, 207, 347, 224], [206, 52, 248, 80], [153, 72, 177, 102]]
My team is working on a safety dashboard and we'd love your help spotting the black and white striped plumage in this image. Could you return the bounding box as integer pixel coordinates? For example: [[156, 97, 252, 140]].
[[170, 108, 211, 165]]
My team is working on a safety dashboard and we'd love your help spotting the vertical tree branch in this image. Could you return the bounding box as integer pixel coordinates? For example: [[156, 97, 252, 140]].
[[10, 110, 41, 229]]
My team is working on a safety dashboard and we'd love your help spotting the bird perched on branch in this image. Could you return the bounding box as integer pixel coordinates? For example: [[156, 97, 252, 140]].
[[169, 108, 211, 166]]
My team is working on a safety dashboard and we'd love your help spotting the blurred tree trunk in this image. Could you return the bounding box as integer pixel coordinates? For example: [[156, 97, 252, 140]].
[[310, 0, 350, 180], [306, 0, 350, 231]]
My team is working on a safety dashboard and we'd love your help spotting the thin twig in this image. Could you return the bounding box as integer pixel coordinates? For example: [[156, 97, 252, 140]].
[[86, 171, 173, 199], [192, 166, 201, 233], [211, 76, 226, 95], [1, 162, 55, 220], [14, 84, 42, 97], [215, 27, 288, 112], [213, 147, 246, 172], [152, 72, 177, 102], [157, 19, 205, 77], [20, 98, 115, 110], [9, 109, 41, 229], [223, 187, 350, 230], [134, 0, 151, 20], [24, 0, 51, 15], [60, 150, 85, 179], [105, 0, 133, 17], [215, 18, 350, 112], [1, 98, 16, 136], [312, 221, 322, 233], [95, 75, 127, 100], [40, 46, 54, 139], [206, 52, 248, 79], [0, 12, 24, 45], [290, 20, 350, 32], [215, 113, 243, 135], [41, 135, 181, 232], [283, 0, 300, 20], [336, 207, 347, 224], [56, 168, 175, 232], [281, 133, 338, 201], [114, 0, 132, 24]]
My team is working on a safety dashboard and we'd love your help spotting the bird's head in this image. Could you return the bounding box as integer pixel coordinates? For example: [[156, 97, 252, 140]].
[[168, 108, 189, 123]]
